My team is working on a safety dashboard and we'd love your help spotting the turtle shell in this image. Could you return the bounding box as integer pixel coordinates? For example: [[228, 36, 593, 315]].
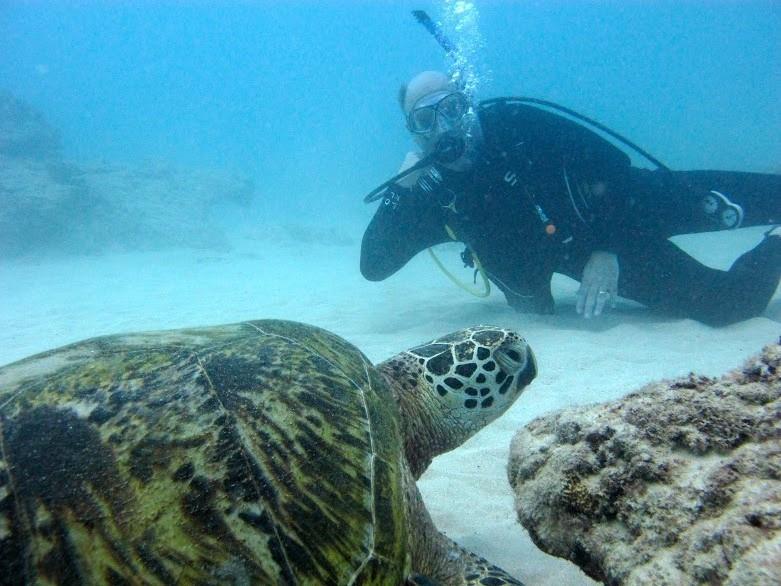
[[0, 319, 408, 584]]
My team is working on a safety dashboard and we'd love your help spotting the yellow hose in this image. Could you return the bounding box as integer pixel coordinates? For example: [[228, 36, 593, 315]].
[[427, 225, 491, 298]]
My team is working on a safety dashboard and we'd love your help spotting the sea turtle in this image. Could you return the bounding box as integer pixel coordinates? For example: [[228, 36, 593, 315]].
[[0, 319, 536, 585]]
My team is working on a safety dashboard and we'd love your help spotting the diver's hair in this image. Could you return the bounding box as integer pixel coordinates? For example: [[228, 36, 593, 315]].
[[398, 84, 408, 112]]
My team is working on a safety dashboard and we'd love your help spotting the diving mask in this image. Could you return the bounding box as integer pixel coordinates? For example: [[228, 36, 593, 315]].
[[407, 91, 469, 134]]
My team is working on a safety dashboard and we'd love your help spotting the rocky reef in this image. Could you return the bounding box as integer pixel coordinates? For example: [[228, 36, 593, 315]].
[[0, 90, 62, 159], [508, 343, 780, 585], [0, 92, 254, 257]]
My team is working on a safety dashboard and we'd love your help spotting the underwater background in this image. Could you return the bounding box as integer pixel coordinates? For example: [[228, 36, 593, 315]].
[[1, 2, 779, 584], [1, 0, 779, 245]]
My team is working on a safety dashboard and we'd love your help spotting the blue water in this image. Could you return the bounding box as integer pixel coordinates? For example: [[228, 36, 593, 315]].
[[2, 1, 779, 231]]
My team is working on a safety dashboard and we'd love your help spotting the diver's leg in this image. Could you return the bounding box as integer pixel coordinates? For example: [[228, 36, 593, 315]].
[[628, 169, 780, 236], [616, 232, 781, 326]]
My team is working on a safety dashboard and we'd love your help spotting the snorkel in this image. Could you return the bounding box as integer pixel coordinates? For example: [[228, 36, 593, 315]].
[[412, 10, 480, 167], [363, 10, 470, 204], [412, 10, 460, 61]]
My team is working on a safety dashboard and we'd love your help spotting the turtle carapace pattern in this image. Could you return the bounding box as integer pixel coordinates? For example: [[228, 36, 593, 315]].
[[0, 319, 536, 585]]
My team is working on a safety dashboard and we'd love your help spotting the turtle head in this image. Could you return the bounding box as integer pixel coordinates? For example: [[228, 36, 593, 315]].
[[377, 325, 536, 478]]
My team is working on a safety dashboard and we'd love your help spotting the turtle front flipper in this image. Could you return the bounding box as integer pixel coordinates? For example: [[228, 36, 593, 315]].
[[406, 573, 441, 585], [405, 468, 524, 585], [459, 544, 525, 586], [408, 533, 525, 586]]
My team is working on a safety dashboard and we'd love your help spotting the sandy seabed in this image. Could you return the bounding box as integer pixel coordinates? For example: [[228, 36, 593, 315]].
[[1, 225, 778, 585]]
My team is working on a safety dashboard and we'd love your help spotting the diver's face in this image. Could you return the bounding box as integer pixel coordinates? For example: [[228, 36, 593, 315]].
[[405, 90, 473, 165]]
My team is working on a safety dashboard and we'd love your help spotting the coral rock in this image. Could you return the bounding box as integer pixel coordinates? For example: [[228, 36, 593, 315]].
[[0, 92, 255, 257], [508, 344, 781, 585], [0, 91, 61, 160], [0, 155, 254, 256]]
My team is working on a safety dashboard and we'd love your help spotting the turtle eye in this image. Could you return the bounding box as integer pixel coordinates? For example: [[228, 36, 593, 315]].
[[494, 342, 528, 374]]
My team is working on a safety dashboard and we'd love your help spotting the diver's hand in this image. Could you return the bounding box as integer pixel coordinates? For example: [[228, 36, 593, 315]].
[[396, 151, 425, 188], [576, 251, 619, 318]]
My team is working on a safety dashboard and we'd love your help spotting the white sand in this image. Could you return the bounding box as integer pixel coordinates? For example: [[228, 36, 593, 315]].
[[1, 225, 777, 584]]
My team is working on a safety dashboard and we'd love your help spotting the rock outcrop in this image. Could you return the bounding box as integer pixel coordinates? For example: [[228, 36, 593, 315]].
[[0, 92, 254, 257], [508, 343, 780, 585], [0, 91, 61, 160]]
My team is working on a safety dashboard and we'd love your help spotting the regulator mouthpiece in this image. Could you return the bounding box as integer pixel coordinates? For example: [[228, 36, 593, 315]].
[[434, 134, 465, 164]]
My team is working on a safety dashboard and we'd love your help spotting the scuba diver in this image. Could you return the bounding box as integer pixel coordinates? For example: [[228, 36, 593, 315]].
[[360, 70, 781, 326]]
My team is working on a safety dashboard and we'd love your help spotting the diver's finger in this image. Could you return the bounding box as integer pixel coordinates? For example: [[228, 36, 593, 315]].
[[584, 286, 599, 319], [594, 289, 610, 316], [576, 285, 587, 315]]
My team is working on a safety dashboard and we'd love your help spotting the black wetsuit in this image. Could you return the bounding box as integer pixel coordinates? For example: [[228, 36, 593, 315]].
[[361, 99, 781, 326]]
